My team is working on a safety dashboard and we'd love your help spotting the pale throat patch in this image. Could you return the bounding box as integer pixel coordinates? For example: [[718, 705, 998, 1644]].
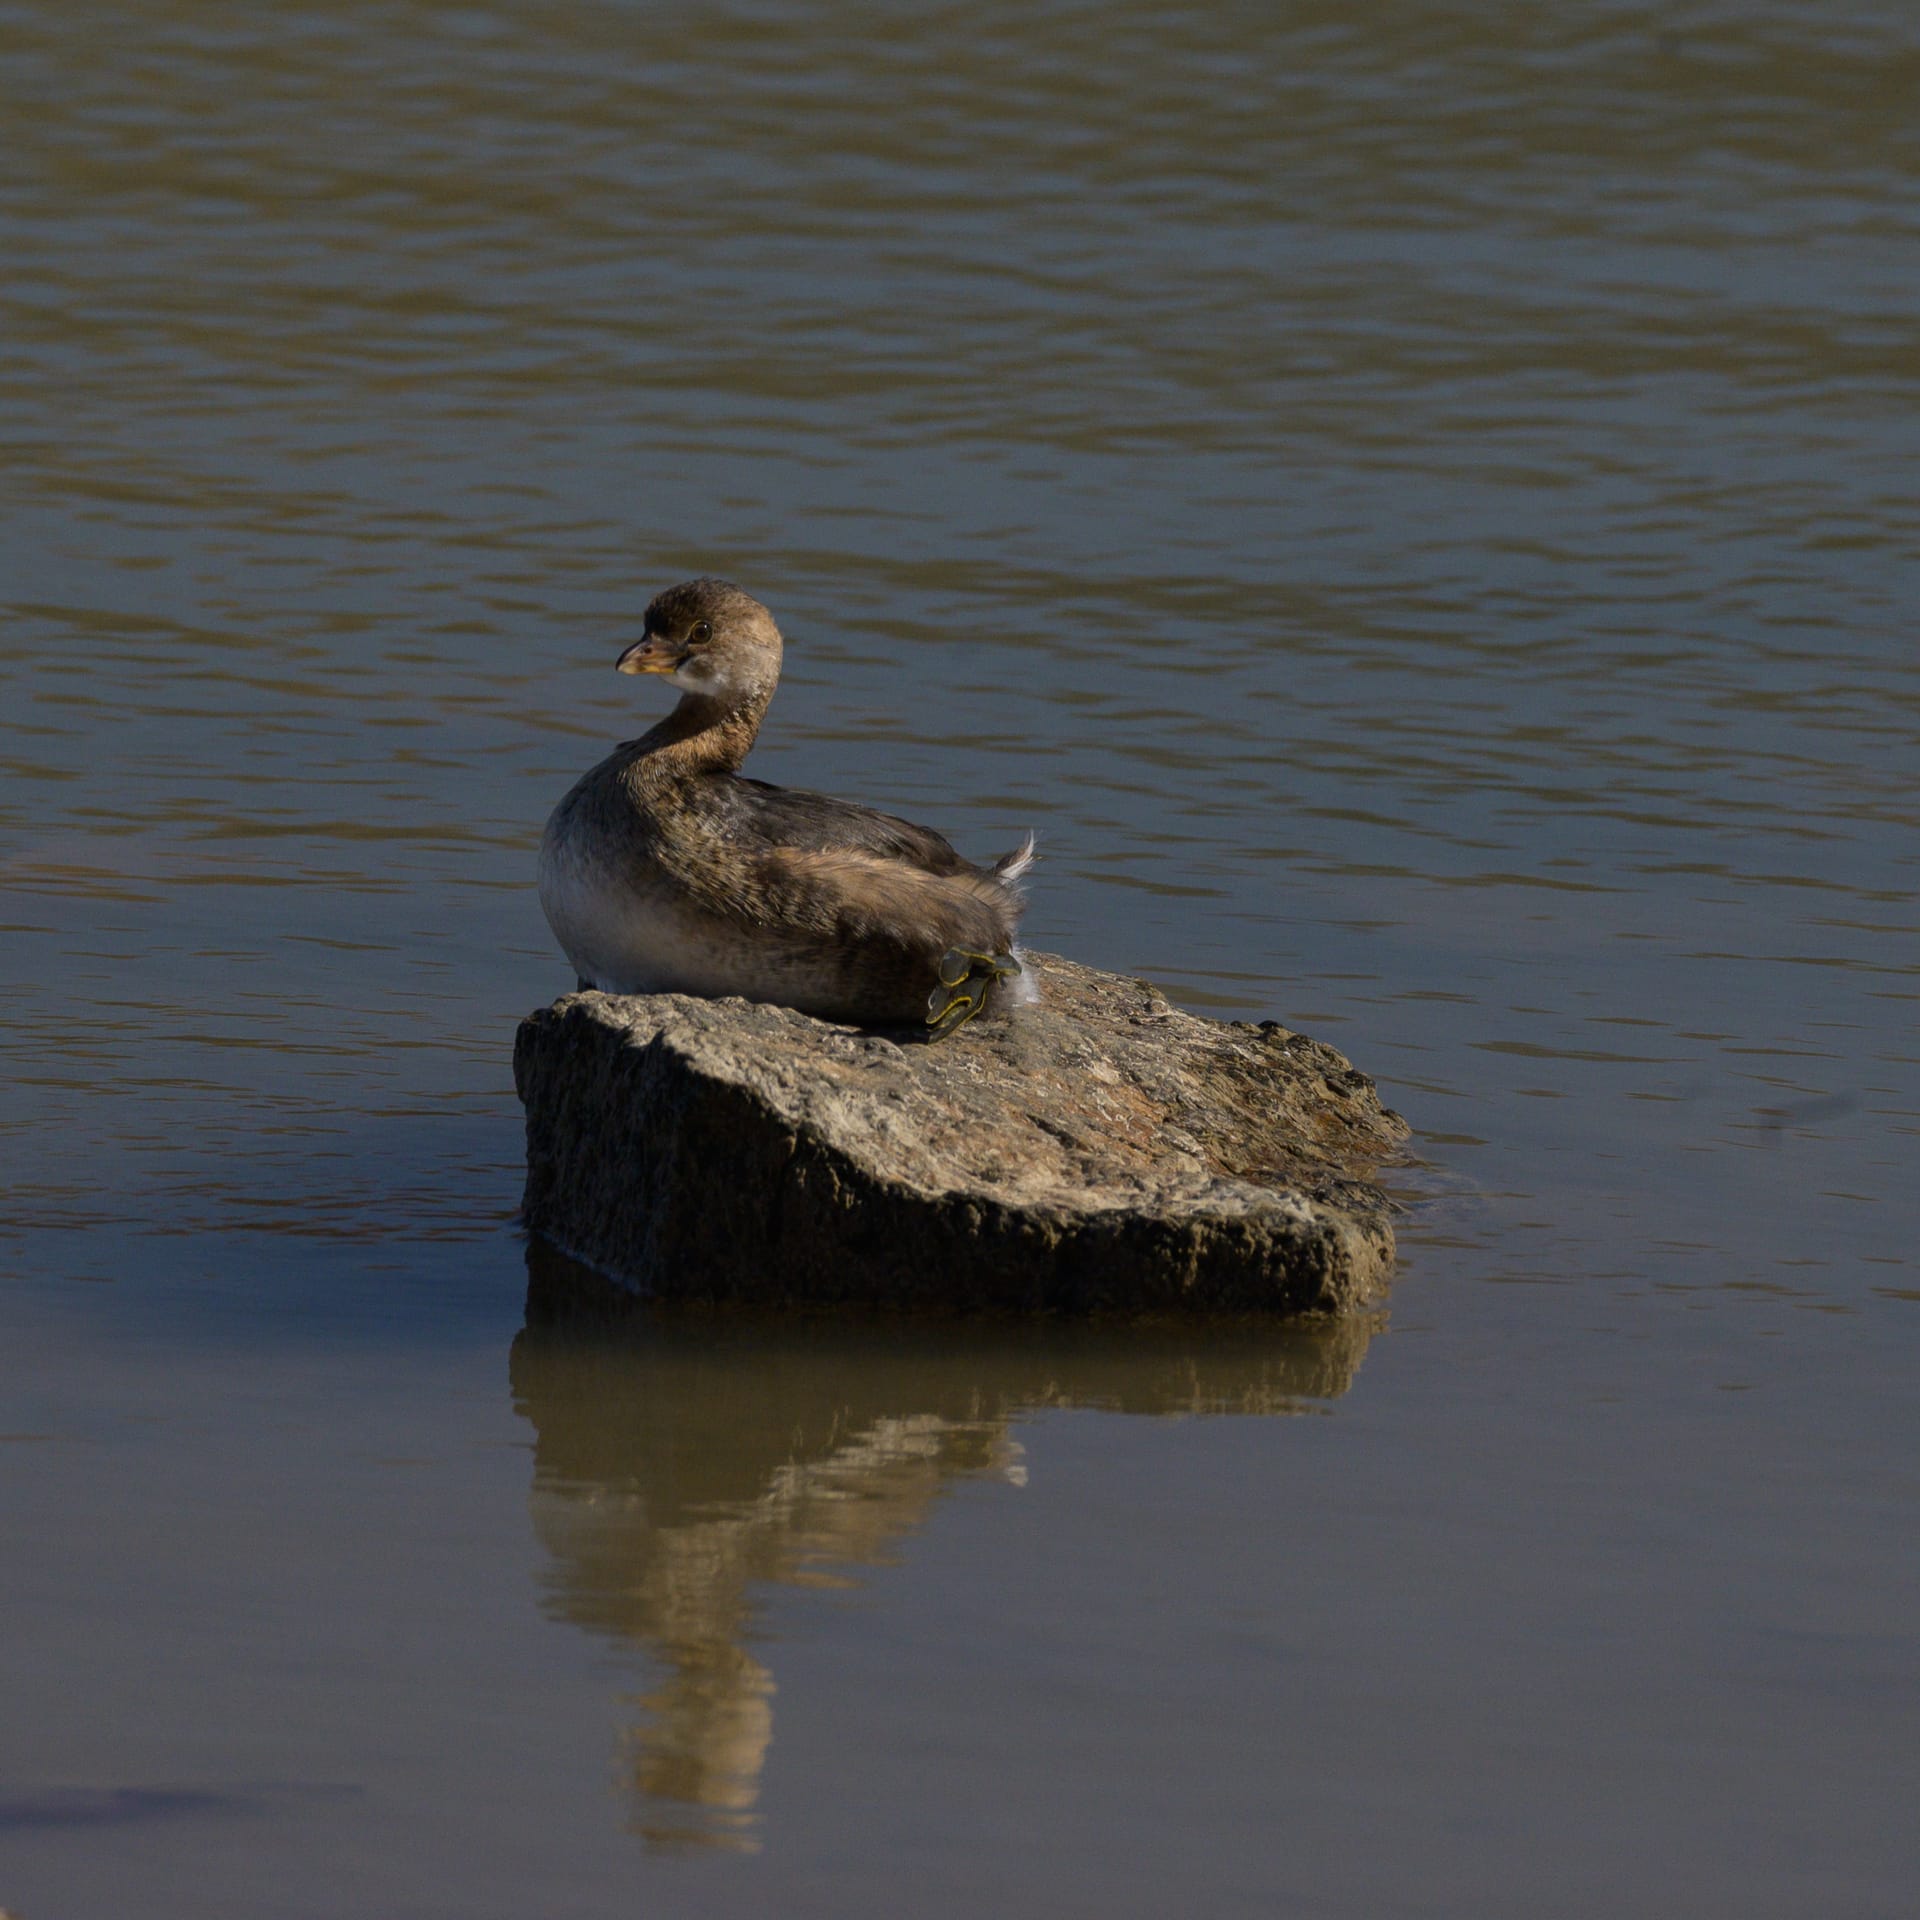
[[670, 654, 732, 696]]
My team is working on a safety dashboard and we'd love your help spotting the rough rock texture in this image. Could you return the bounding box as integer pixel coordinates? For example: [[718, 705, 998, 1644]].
[[514, 950, 1411, 1316]]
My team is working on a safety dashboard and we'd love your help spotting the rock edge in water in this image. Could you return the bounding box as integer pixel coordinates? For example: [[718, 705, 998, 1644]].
[[514, 950, 1410, 1316]]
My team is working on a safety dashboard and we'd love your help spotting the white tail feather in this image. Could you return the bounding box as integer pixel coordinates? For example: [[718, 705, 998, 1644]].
[[993, 832, 1038, 887]]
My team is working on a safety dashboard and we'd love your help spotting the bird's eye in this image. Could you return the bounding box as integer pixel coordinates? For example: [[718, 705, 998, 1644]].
[[690, 620, 713, 644]]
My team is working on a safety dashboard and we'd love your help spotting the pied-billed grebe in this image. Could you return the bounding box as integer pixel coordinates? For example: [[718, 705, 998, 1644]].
[[538, 578, 1035, 1035]]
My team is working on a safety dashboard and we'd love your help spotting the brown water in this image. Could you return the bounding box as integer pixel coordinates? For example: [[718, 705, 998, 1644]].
[[3, 3, 1917, 1913]]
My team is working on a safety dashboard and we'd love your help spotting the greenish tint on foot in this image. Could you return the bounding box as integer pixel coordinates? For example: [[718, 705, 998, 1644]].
[[926, 948, 1021, 1039]]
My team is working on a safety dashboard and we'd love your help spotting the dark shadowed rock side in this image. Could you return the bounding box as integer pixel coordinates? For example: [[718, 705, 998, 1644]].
[[514, 950, 1411, 1316]]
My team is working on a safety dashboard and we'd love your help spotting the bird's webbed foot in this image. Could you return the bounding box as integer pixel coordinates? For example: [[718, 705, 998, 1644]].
[[925, 948, 1021, 1039]]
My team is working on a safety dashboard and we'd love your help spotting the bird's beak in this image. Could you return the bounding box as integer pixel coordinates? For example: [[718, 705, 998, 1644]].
[[615, 635, 685, 675]]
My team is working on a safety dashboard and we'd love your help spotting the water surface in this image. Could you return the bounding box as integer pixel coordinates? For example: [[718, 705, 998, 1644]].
[[2, 4, 1916, 1914]]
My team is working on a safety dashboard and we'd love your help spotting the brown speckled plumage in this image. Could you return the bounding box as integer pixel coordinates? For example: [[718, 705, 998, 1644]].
[[538, 579, 1033, 1026]]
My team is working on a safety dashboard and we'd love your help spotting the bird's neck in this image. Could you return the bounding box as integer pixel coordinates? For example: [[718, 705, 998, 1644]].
[[630, 686, 772, 781]]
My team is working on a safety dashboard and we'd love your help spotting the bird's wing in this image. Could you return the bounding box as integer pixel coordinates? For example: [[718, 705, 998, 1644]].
[[719, 777, 974, 876], [751, 844, 1018, 951]]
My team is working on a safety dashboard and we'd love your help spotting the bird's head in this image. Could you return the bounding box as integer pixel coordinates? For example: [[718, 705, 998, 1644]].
[[615, 577, 783, 707]]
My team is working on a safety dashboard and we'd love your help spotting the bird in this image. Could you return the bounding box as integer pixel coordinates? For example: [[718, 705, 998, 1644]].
[[538, 578, 1035, 1036]]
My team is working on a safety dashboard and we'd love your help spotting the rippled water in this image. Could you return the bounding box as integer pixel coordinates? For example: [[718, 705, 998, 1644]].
[[3, 4, 1917, 1914]]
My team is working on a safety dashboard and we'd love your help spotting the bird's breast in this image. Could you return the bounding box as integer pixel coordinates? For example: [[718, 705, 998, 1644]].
[[537, 802, 774, 998]]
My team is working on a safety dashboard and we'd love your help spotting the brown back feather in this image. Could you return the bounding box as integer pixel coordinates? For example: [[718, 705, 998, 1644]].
[[752, 846, 1021, 956]]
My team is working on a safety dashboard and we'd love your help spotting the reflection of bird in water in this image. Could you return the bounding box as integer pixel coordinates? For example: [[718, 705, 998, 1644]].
[[538, 578, 1035, 1035], [614, 1410, 1012, 1853], [509, 1254, 1372, 1852], [627, 1642, 775, 1853], [525, 1366, 1015, 1852]]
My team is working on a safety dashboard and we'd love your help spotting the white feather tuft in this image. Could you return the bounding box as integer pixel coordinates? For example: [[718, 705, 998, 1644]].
[[993, 833, 1038, 887], [1006, 942, 1042, 1005]]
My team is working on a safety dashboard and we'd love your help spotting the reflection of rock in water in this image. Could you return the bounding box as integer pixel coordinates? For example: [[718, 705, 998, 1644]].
[[511, 1241, 1374, 1850]]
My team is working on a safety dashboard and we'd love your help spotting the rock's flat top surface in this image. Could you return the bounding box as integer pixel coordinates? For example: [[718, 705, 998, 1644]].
[[515, 950, 1410, 1315]]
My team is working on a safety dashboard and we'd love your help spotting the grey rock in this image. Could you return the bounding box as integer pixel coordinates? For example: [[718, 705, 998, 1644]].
[[513, 949, 1410, 1315]]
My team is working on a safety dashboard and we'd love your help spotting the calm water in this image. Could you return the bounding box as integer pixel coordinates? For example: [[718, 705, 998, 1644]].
[[3, 2, 1917, 1913]]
